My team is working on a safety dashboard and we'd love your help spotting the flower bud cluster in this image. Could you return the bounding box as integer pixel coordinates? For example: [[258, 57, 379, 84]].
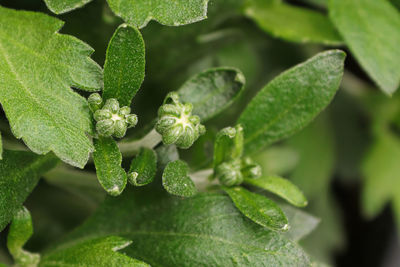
[[216, 157, 261, 187], [88, 93, 138, 138], [155, 92, 205, 149]]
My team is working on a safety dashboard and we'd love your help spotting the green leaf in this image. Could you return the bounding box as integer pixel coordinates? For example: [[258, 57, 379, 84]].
[[128, 147, 157, 186], [40, 236, 148, 266], [0, 7, 103, 168], [43, 0, 94, 14], [330, 0, 400, 94], [106, 0, 209, 28], [55, 190, 311, 266], [7, 207, 40, 267], [223, 186, 289, 231], [162, 160, 197, 197], [178, 67, 245, 122], [0, 150, 58, 232], [238, 50, 345, 155], [0, 132, 2, 160], [213, 124, 243, 168], [93, 137, 127, 196], [361, 131, 400, 218], [245, 176, 308, 207], [103, 24, 145, 106], [244, 0, 341, 45], [281, 204, 320, 242]]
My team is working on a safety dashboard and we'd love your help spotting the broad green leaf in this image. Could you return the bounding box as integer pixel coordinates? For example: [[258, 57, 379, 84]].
[[238, 50, 345, 155], [40, 236, 148, 266], [106, 0, 209, 28], [162, 160, 197, 197], [362, 131, 400, 218], [330, 0, 400, 94], [0, 7, 103, 168], [223, 186, 289, 231], [281, 204, 319, 242], [7, 207, 40, 267], [103, 24, 145, 106], [178, 67, 245, 122], [128, 147, 157, 186], [93, 137, 127, 196], [245, 176, 308, 207], [44, 0, 94, 14], [244, 0, 341, 45], [56, 190, 311, 266], [0, 150, 58, 232], [213, 124, 243, 168]]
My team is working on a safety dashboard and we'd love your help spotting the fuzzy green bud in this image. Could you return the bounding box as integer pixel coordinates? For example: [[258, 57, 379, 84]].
[[155, 92, 205, 149], [93, 97, 138, 138], [216, 159, 243, 187], [88, 93, 103, 112], [96, 119, 114, 137], [125, 114, 138, 128], [241, 157, 262, 179]]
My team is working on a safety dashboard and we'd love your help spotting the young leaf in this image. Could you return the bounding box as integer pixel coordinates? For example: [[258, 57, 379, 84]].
[[244, 0, 341, 45], [238, 50, 345, 155], [128, 147, 157, 186], [281, 204, 320, 242], [106, 0, 209, 28], [245, 176, 308, 207], [7, 207, 40, 267], [40, 236, 148, 266], [103, 24, 145, 106], [223, 186, 289, 231], [0, 151, 58, 232], [44, 0, 93, 14], [93, 137, 127, 196], [330, 0, 400, 95], [55, 191, 311, 266], [178, 67, 245, 122], [213, 124, 244, 168], [0, 7, 103, 168], [162, 160, 197, 197]]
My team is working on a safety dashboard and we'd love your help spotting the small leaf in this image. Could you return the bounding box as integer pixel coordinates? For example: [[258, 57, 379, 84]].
[[223, 186, 289, 231], [162, 160, 197, 197], [93, 137, 127, 196], [238, 50, 345, 155], [54, 190, 311, 266], [40, 236, 149, 266], [330, 0, 400, 94], [0, 151, 58, 232], [103, 24, 145, 106], [106, 0, 209, 28], [245, 176, 308, 207], [178, 67, 245, 122], [0, 7, 103, 168], [128, 147, 157, 186], [44, 0, 93, 14], [7, 206, 40, 267], [213, 124, 244, 168], [244, 0, 341, 45], [281, 204, 320, 242]]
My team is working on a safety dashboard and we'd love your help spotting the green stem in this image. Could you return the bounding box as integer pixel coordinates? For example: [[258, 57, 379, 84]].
[[118, 128, 162, 157]]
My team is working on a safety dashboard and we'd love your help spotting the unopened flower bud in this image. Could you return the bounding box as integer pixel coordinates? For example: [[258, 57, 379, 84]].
[[103, 98, 119, 113], [216, 159, 243, 187], [241, 157, 262, 179], [96, 119, 114, 137], [88, 93, 103, 112], [125, 114, 138, 128], [155, 92, 205, 149]]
